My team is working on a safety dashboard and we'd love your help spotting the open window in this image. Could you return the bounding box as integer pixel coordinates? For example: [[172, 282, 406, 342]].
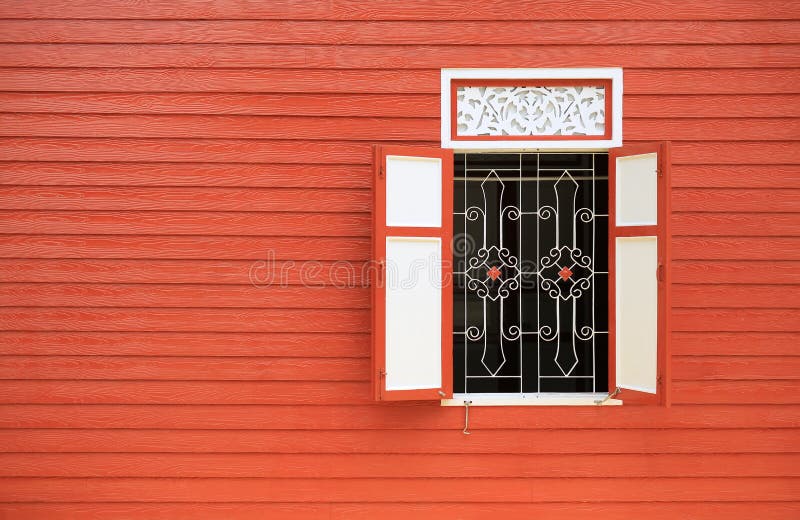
[[373, 69, 670, 406], [373, 144, 670, 405]]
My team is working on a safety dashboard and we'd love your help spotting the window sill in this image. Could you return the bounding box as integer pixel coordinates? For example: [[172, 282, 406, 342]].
[[440, 392, 622, 407]]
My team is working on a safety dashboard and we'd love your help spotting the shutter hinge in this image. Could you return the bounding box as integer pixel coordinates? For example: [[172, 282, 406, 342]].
[[657, 263, 664, 282], [378, 369, 386, 400], [656, 167, 662, 177], [379, 165, 384, 178]]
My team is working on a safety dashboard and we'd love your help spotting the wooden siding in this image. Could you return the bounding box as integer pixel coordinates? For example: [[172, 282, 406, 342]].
[[0, 1, 798, 518]]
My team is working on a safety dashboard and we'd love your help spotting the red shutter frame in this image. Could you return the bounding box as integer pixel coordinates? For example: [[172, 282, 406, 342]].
[[372, 145, 454, 401], [608, 142, 672, 406]]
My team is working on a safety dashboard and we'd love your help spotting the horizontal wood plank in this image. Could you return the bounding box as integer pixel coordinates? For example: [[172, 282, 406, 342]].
[[331, 503, 800, 520], [0, 404, 796, 430], [672, 189, 800, 213], [671, 261, 800, 285], [1, 68, 797, 94], [2, 44, 798, 69], [1, 20, 798, 44], [673, 356, 800, 380], [672, 309, 800, 332], [671, 332, 800, 356], [0, 259, 370, 286], [672, 237, 800, 260], [0, 162, 372, 189], [0, 503, 797, 520], [0, 283, 369, 309], [0, 138, 376, 163], [1, 476, 798, 503], [0, 211, 371, 237], [0, 235, 370, 260], [0, 356, 369, 381], [671, 285, 800, 308], [0, 428, 797, 454], [671, 165, 800, 189], [672, 213, 800, 236], [0, 380, 372, 405], [0, 0, 797, 20], [0, 331, 369, 357], [673, 381, 800, 404], [0, 186, 369, 212], [0, 307, 370, 332], [0, 92, 440, 118], [0, 452, 796, 478]]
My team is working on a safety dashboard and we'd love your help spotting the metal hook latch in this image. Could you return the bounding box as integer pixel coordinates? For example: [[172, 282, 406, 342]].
[[462, 400, 473, 435], [594, 387, 621, 405]]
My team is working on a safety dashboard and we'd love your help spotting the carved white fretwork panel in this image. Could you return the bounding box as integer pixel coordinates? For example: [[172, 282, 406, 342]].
[[456, 86, 606, 137], [441, 68, 623, 149]]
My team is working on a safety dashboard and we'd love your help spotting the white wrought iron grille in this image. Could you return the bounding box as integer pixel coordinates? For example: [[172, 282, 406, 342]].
[[456, 86, 606, 137], [453, 153, 609, 394]]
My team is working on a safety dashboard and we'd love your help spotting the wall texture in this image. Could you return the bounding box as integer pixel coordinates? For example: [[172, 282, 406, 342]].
[[0, 1, 798, 518]]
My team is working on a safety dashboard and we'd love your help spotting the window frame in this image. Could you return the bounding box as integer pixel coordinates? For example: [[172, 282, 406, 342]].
[[372, 68, 670, 407]]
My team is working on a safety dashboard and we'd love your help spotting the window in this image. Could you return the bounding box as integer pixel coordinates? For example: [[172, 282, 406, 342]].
[[453, 152, 608, 395], [372, 69, 670, 406]]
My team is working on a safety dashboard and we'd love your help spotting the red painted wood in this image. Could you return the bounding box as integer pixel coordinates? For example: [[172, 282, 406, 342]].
[[331, 503, 800, 520], [0, 235, 370, 260], [0, 404, 796, 430], [672, 332, 800, 356], [0, 356, 370, 381], [1, 476, 799, 502], [0, 92, 440, 118], [0, 5, 797, 516], [0, 0, 797, 20], [1, 428, 796, 454], [0, 259, 371, 286], [3, 44, 798, 69], [672, 213, 800, 236], [0, 211, 371, 237], [672, 165, 800, 188], [0, 308, 369, 332], [0, 331, 369, 357], [2, 20, 798, 45], [0, 162, 372, 188], [0, 186, 369, 212], [1, 452, 798, 478], [0, 503, 797, 520], [671, 284, 800, 308], [673, 356, 800, 380]]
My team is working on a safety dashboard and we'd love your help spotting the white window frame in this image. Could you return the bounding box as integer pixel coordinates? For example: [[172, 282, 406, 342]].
[[441, 68, 622, 406], [441, 68, 623, 150]]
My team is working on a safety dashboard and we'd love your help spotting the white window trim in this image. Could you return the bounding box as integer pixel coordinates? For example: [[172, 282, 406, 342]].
[[442, 393, 622, 407], [441, 67, 623, 150]]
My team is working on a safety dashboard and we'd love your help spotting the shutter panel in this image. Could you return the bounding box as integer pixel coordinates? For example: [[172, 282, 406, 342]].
[[608, 142, 671, 405], [372, 145, 454, 401]]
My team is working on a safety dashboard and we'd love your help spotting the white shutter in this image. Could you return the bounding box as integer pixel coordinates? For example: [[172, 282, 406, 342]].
[[372, 145, 454, 401], [609, 143, 671, 404]]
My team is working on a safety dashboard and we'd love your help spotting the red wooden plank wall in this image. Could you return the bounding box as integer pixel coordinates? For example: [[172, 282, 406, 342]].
[[0, 1, 799, 518]]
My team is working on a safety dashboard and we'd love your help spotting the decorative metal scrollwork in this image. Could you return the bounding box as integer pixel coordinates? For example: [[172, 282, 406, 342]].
[[457, 153, 606, 394]]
